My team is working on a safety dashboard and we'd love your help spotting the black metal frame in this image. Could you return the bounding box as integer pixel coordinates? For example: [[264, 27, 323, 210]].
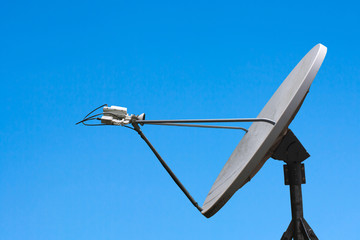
[[272, 129, 319, 240]]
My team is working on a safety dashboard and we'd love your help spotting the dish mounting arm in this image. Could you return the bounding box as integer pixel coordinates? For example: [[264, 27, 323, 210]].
[[131, 122, 203, 212]]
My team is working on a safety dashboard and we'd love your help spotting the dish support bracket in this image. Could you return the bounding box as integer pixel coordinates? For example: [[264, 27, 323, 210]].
[[272, 129, 319, 240]]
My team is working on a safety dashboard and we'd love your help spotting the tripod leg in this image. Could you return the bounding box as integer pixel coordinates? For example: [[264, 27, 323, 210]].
[[300, 218, 310, 239], [301, 218, 319, 240], [281, 220, 294, 240]]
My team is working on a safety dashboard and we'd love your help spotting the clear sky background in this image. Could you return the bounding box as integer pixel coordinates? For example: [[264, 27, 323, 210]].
[[1, 1, 359, 239]]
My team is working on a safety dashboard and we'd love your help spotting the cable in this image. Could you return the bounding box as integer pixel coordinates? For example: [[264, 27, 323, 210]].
[[76, 104, 107, 125], [75, 104, 108, 125], [124, 125, 135, 130], [82, 123, 107, 126], [83, 104, 107, 119], [76, 112, 119, 125]]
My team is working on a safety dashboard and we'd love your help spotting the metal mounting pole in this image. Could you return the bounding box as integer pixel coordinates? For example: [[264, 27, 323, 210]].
[[272, 129, 319, 240]]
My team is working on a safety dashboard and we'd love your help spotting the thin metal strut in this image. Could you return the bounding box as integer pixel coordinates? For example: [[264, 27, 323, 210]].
[[144, 123, 248, 132], [131, 122, 203, 212], [136, 117, 276, 125]]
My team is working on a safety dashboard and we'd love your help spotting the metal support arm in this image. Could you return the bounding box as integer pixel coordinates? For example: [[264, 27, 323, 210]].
[[131, 122, 203, 212], [136, 117, 275, 125]]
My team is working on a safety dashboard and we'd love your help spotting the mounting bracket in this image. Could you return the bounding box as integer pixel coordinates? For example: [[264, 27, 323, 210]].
[[272, 129, 319, 240]]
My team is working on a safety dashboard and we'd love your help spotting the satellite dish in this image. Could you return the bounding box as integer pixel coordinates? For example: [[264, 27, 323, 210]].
[[202, 44, 327, 218], [77, 43, 327, 239]]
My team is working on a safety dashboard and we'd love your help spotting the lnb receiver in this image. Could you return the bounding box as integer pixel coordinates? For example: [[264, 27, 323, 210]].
[[101, 105, 145, 126]]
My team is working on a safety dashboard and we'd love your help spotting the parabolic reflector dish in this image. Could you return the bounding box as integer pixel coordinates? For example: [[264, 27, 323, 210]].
[[202, 44, 327, 218]]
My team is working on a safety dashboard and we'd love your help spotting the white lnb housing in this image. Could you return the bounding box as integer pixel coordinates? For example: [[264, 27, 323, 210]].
[[103, 106, 128, 119], [101, 105, 138, 126], [100, 115, 114, 125]]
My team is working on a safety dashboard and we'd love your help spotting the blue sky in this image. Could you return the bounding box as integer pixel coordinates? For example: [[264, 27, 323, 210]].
[[1, 1, 359, 239]]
